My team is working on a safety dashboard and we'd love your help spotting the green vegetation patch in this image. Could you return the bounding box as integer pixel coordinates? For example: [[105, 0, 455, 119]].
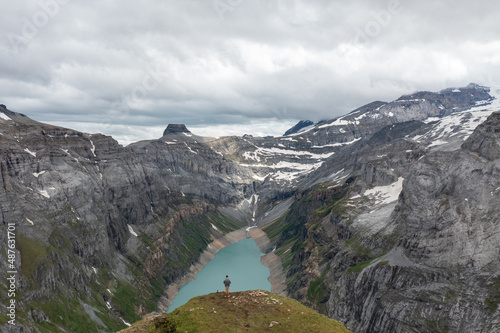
[[262, 213, 305, 270], [307, 272, 330, 313], [424, 319, 449, 333], [485, 275, 500, 314], [119, 290, 352, 333], [35, 321, 65, 333], [95, 310, 127, 332], [345, 236, 371, 257], [16, 234, 49, 280], [312, 197, 349, 219], [262, 214, 287, 242], [348, 254, 386, 273], [34, 297, 102, 333], [140, 234, 157, 251], [112, 279, 142, 323], [206, 211, 243, 233], [0, 313, 10, 325]]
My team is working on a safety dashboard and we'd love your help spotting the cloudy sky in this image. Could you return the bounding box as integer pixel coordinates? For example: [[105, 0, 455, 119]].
[[1, 0, 500, 144]]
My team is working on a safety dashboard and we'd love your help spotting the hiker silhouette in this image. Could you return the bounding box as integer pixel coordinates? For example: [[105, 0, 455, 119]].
[[223, 275, 231, 297]]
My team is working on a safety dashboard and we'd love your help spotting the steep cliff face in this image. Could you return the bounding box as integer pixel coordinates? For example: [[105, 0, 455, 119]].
[[327, 113, 500, 333]]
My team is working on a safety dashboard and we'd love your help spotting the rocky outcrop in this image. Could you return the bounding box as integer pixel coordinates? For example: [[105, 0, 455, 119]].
[[462, 111, 500, 160], [162, 124, 190, 135], [283, 120, 314, 136]]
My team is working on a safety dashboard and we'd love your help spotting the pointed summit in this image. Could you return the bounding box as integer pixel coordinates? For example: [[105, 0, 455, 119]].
[[283, 120, 314, 136], [163, 124, 190, 136]]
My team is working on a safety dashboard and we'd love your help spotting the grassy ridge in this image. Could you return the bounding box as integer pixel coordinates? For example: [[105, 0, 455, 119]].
[[119, 290, 352, 333]]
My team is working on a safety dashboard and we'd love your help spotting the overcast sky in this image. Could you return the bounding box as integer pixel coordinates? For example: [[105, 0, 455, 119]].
[[1, 0, 500, 144]]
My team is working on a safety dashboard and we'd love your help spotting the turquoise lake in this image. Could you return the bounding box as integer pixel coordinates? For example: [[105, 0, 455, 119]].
[[167, 238, 271, 312]]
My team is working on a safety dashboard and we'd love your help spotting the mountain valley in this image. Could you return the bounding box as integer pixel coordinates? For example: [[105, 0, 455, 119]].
[[1, 83, 500, 332]]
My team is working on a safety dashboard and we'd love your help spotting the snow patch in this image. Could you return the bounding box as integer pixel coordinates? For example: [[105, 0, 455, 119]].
[[24, 148, 36, 157], [89, 140, 96, 158], [428, 140, 448, 148], [26, 218, 34, 225], [211, 223, 218, 231], [423, 117, 440, 124], [241, 160, 325, 181], [327, 168, 345, 181], [0, 112, 11, 121], [184, 143, 198, 154], [120, 318, 131, 327], [243, 151, 261, 162], [318, 116, 358, 129], [211, 148, 224, 157], [127, 224, 138, 237], [361, 177, 404, 205], [400, 98, 426, 103], [252, 173, 268, 181], [411, 89, 500, 145], [243, 146, 335, 160], [39, 190, 50, 198], [312, 138, 361, 148], [287, 124, 316, 136], [33, 171, 46, 178]]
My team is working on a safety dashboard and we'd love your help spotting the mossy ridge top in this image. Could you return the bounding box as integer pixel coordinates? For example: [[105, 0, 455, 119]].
[[119, 290, 352, 333]]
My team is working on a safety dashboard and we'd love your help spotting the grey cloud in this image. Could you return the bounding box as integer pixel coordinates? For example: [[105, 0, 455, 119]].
[[1, 0, 499, 142]]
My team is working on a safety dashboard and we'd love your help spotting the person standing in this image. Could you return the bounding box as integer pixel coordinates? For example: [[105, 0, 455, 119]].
[[223, 275, 231, 298]]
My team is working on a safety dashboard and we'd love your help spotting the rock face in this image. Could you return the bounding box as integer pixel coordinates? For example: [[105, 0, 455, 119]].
[[283, 120, 314, 136], [462, 112, 500, 160], [1, 83, 500, 332], [163, 124, 190, 135], [321, 113, 500, 332]]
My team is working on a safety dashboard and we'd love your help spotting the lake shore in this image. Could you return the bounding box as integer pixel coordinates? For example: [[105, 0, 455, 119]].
[[247, 227, 287, 295], [156, 226, 286, 313]]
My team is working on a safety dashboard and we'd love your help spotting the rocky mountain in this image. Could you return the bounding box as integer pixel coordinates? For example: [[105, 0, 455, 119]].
[[1, 83, 499, 332], [258, 84, 500, 332], [283, 120, 315, 136]]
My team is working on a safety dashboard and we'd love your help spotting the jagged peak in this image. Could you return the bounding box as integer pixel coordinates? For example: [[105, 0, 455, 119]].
[[283, 120, 315, 136], [163, 124, 191, 136], [466, 82, 490, 91], [462, 111, 500, 160]]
